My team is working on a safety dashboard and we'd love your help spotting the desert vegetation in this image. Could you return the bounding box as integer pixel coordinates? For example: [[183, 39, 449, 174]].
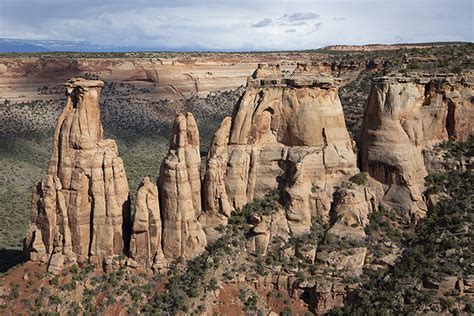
[[3, 133, 470, 314], [334, 136, 473, 314]]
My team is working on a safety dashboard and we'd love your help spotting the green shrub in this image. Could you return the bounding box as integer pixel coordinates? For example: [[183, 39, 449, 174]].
[[407, 61, 419, 69], [49, 295, 61, 305], [350, 172, 368, 186]]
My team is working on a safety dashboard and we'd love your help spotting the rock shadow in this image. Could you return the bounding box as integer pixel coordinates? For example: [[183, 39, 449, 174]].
[[0, 248, 25, 273]]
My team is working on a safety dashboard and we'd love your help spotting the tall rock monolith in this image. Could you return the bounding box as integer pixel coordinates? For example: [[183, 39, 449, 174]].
[[25, 78, 130, 273]]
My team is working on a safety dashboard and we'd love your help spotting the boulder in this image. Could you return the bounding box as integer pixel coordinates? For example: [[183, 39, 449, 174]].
[[316, 247, 367, 277], [245, 210, 290, 255], [328, 185, 375, 240]]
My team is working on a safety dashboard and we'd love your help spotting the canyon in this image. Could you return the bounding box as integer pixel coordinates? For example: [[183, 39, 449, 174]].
[[0, 43, 472, 315], [17, 60, 473, 313]]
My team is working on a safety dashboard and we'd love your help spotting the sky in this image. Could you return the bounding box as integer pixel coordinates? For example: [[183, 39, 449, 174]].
[[0, 0, 473, 51]]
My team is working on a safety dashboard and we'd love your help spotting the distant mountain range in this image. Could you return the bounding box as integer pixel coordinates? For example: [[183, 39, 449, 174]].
[[1, 38, 470, 53], [0, 38, 153, 53]]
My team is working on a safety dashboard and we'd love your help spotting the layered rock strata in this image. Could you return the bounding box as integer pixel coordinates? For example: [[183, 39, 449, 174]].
[[24, 78, 130, 272], [131, 113, 208, 267], [203, 64, 359, 238], [360, 74, 473, 220]]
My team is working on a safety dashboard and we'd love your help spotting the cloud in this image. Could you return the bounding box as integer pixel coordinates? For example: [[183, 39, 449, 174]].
[[253, 11, 319, 28], [0, 0, 472, 51], [252, 18, 272, 28], [285, 29, 296, 33], [307, 22, 323, 35], [284, 12, 320, 21], [287, 21, 307, 26]]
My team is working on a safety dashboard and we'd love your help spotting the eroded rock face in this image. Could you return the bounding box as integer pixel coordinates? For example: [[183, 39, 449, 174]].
[[328, 185, 375, 241], [311, 281, 357, 315], [25, 78, 130, 273], [23, 67, 471, 288], [292, 62, 332, 76], [129, 177, 164, 270], [203, 64, 359, 235], [245, 210, 290, 255], [252, 63, 281, 78], [316, 247, 367, 277], [360, 74, 473, 220], [202, 117, 233, 218], [158, 112, 207, 259]]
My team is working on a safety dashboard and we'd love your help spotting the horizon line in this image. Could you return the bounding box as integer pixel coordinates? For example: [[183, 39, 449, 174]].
[[0, 37, 472, 54]]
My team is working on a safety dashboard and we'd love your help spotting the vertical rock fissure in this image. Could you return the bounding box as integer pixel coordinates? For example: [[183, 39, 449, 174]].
[[145, 193, 151, 261], [175, 165, 183, 257], [446, 99, 455, 139], [87, 174, 95, 257], [322, 127, 329, 190], [56, 121, 65, 178]]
